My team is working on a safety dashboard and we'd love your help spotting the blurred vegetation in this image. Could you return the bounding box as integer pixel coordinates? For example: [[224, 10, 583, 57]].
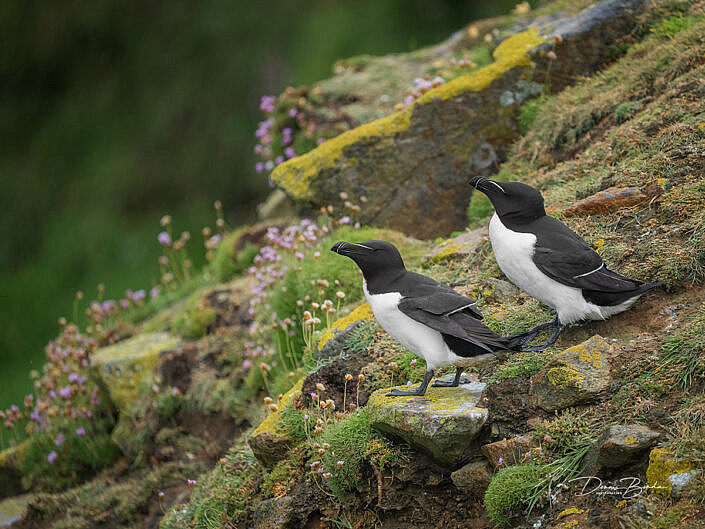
[[0, 0, 526, 411]]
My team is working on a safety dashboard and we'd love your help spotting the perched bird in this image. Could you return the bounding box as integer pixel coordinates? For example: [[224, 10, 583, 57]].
[[468, 176, 664, 350], [330, 240, 526, 396]]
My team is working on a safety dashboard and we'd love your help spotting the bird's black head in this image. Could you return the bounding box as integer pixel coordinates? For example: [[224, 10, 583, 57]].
[[330, 240, 406, 280], [468, 176, 546, 225]]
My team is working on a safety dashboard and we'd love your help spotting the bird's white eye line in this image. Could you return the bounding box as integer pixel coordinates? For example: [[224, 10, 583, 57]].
[[487, 181, 506, 194], [350, 243, 374, 250]]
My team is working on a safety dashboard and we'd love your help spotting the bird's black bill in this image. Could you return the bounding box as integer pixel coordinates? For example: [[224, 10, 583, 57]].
[[468, 176, 505, 194], [331, 241, 345, 254], [468, 176, 484, 188]]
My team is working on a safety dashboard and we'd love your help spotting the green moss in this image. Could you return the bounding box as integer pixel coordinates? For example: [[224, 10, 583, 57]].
[[280, 403, 307, 443], [484, 464, 546, 526]]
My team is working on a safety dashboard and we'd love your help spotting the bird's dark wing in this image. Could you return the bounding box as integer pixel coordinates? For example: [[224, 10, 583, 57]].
[[396, 272, 484, 320], [530, 217, 643, 293], [398, 297, 511, 353]]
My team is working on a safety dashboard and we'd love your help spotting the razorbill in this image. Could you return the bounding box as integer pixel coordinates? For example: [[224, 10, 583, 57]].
[[468, 176, 664, 350], [330, 240, 526, 396]]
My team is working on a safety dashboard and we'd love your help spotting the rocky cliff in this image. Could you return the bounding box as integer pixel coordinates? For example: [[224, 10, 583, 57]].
[[2, 1, 705, 528]]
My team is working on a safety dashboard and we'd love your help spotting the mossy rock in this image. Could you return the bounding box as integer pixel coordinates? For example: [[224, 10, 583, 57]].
[[530, 335, 613, 413], [423, 227, 489, 265], [92, 332, 181, 412], [0, 442, 29, 499], [367, 379, 488, 468], [248, 379, 303, 468], [0, 494, 31, 527], [272, 0, 649, 238]]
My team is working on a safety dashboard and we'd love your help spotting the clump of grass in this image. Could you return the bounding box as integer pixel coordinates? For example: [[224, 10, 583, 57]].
[[484, 463, 547, 526], [518, 97, 553, 134], [661, 303, 705, 388], [314, 408, 397, 499], [20, 423, 122, 492], [615, 100, 643, 123], [534, 409, 599, 456], [489, 349, 552, 383], [651, 15, 702, 37], [162, 440, 260, 529]]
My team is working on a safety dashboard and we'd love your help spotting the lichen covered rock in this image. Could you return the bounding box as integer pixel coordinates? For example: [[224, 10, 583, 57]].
[[272, 0, 648, 238], [92, 332, 181, 412], [0, 494, 30, 527], [646, 447, 693, 498], [582, 424, 661, 473], [530, 335, 612, 413], [248, 379, 303, 468], [423, 227, 489, 264], [367, 379, 488, 468]]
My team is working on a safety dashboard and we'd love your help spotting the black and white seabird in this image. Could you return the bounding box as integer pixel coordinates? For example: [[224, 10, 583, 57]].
[[331, 240, 526, 396], [468, 176, 664, 350]]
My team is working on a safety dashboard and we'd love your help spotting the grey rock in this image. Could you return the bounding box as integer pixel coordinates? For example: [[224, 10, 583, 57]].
[[582, 424, 661, 473], [367, 376, 488, 468]]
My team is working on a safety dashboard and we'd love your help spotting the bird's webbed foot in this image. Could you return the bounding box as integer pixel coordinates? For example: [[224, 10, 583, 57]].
[[386, 387, 428, 397], [431, 367, 466, 387], [385, 369, 433, 397]]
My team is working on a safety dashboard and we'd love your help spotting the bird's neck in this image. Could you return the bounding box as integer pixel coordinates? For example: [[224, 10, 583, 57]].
[[497, 209, 545, 231], [361, 268, 406, 294]]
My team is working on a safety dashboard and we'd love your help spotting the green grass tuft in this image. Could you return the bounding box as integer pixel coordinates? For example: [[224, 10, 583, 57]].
[[661, 303, 705, 388], [484, 464, 546, 526], [651, 15, 702, 37]]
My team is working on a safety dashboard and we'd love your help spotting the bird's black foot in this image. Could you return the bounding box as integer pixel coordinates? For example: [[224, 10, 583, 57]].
[[521, 319, 565, 351], [431, 367, 466, 387], [386, 369, 434, 397], [386, 387, 427, 397]]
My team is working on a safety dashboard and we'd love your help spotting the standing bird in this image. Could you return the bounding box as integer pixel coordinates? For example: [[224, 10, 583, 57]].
[[468, 177, 664, 350], [330, 240, 526, 396]]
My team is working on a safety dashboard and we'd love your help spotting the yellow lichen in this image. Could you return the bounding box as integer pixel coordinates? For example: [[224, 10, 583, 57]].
[[646, 447, 691, 497], [547, 363, 585, 389], [368, 383, 486, 419], [616, 499, 627, 508], [272, 28, 546, 199], [317, 302, 374, 352], [625, 436, 638, 445], [557, 507, 587, 520], [252, 378, 304, 438], [430, 244, 463, 263]]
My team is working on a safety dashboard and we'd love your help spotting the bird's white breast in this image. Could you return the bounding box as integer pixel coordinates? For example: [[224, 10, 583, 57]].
[[488, 213, 607, 324], [362, 280, 458, 369]]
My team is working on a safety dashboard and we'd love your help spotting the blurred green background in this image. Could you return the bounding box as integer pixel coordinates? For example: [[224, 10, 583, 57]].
[[0, 0, 523, 411]]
